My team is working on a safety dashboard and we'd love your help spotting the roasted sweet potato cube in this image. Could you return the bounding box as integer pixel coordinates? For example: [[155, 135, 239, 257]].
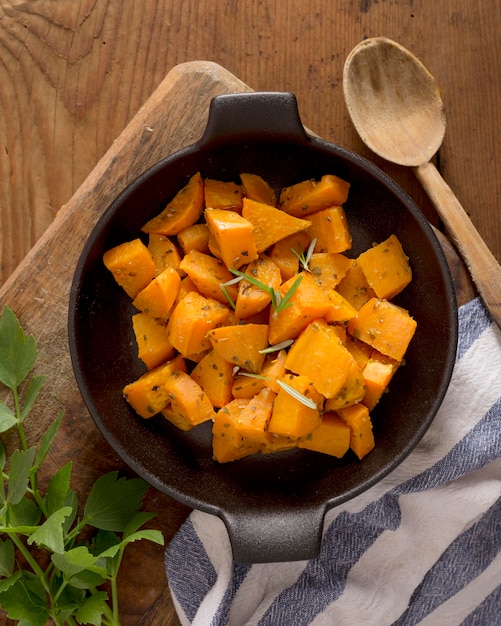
[[191, 349, 235, 408], [212, 399, 262, 463], [279, 174, 350, 217], [207, 323, 269, 374], [241, 198, 311, 253], [235, 387, 276, 444], [324, 358, 366, 411], [324, 289, 358, 323], [357, 234, 412, 299], [307, 206, 352, 253], [285, 319, 355, 399], [336, 262, 376, 310], [204, 178, 243, 211], [299, 412, 351, 458], [147, 233, 183, 277], [362, 351, 400, 410], [164, 370, 216, 427], [167, 291, 230, 358], [268, 272, 330, 344], [348, 297, 417, 362], [240, 172, 277, 206], [179, 249, 237, 304], [269, 231, 312, 281], [268, 374, 323, 437], [132, 313, 175, 370], [132, 266, 181, 320], [234, 254, 281, 320], [309, 252, 354, 291], [122, 355, 187, 418], [103, 238, 155, 298], [337, 403, 375, 460], [142, 172, 205, 236], [205, 208, 258, 270]]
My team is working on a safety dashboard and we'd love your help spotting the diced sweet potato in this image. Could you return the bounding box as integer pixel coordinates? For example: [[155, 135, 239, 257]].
[[268, 272, 330, 344], [298, 412, 351, 457], [191, 349, 235, 408], [241, 197, 311, 253], [285, 319, 355, 399], [336, 262, 376, 310], [179, 249, 237, 303], [167, 291, 230, 358], [307, 206, 352, 253], [309, 252, 354, 291], [362, 351, 400, 410], [240, 172, 277, 206], [234, 254, 281, 320], [279, 174, 350, 217], [142, 172, 205, 235], [163, 370, 216, 427], [103, 238, 155, 298], [131, 313, 175, 370], [147, 234, 183, 277], [212, 399, 262, 463], [268, 374, 323, 437], [324, 289, 358, 323], [176, 223, 210, 255], [357, 234, 412, 299], [132, 266, 181, 320], [122, 355, 187, 418], [348, 297, 417, 362], [205, 208, 258, 270], [324, 358, 366, 410], [207, 323, 269, 374], [269, 231, 312, 281], [204, 178, 243, 211], [235, 387, 276, 444], [337, 403, 375, 460]]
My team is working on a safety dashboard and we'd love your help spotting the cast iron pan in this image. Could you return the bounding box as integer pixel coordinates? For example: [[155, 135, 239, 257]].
[[68, 92, 458, 563]]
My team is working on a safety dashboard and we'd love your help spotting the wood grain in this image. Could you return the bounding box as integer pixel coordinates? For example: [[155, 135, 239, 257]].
[[1, 0, 500, 287]]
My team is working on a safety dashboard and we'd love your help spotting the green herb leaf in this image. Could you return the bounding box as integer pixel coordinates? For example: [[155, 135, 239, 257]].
[[0, 307, 38, 390], [291, 237, 317, 271], [0, 401, 17, 433], [76, 591, 110, 626], [19, 375, 45, 423], [7, 447, 36, 505], [274, 274, 303, 314], [8, 495, 42, 526], [259, 339, 294, 354], [35, 409, 64, 469], [27, 505, 73, 553], [0, 570, 49, 626], [276, 379, 318, 409], [83, 472, 149, 532], [0, 537, 15, 577], [52, 546, 107, 580]]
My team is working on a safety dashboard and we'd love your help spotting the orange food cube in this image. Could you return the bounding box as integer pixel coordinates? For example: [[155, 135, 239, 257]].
[[357, 234, 412, 299], [309, 252, 354, 291], [132, 313, 175, 370], [279, 174, 350, 217], [234, 254, 281, 320], [348, 297, 417, 362], [179, 249, 237, 304], [103, 238, 155, 298], [205, 208, 258, 270], [212, 399, 262, 463], [299, 412, 351, 458], [191, 349, 235, 408], [337, 403, 375, 460], [268, 374, 323, 438], [362, 352, 399, 410], [164, 370, 216, 427], [307, 206, 352, 253], [240, 172, 277, 206], [207, 323, 269, 374], [147, 234, 183, 277], [204, 178, 243, 211], [132, 266, 181, 320]]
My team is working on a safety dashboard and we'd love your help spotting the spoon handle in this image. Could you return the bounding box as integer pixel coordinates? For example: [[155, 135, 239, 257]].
[[415, 161, 501, 329]]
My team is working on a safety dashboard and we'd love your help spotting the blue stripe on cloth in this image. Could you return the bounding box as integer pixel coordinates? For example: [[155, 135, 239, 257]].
[[460, 584, 501, 626], [210, 563, 252, 626], [391, 497, 501, 626], [456, 297, 492, 360], [165, 516, 218, 622], [259, 397, 501, 625]]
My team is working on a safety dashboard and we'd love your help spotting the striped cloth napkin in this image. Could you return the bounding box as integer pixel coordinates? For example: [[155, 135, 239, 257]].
[[165, 297, 501, 626]]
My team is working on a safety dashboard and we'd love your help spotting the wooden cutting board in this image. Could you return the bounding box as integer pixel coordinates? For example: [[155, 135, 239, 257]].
[[0, 61, 475, 625]]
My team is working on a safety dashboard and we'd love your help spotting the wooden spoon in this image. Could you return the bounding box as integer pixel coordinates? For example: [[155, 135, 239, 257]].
[[343, 36, 501, 329]]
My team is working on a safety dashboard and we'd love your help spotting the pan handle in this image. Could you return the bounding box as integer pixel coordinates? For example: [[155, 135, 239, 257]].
[[199, 92, 310, 144], [221, 505, 325, 563]]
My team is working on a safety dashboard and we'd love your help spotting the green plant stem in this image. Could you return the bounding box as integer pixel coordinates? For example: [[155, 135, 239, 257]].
[[12, 387, 28, 451], [9, 532, 51, 595]]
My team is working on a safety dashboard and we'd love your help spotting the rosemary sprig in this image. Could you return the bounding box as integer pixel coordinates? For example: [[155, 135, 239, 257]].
[[291, 238, 317, 271], [276, 379, 318, 409], [219, 275, 243, 310], [227, 269, 303, 315], [259, 339, 294, 354]]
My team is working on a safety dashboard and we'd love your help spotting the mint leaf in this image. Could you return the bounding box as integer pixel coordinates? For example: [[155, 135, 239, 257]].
[[0, 307, 38, 390], [19, 375, 45, 423], [0, 570, 49, 626], [83, 472, 149, 531], [7, 447, 36, 505], [0, 401, 17, 433], [76, 591, 109, 626], [27, 506, 72, 553], [0, 537, 15, 577]]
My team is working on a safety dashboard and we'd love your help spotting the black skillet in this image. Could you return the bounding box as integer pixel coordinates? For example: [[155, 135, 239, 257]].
[[68, 92, 458, 563]]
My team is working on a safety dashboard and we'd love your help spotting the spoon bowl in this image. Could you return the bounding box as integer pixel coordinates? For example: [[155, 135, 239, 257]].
[[343, 37, 501, 328], [343, 37, 445, 167]]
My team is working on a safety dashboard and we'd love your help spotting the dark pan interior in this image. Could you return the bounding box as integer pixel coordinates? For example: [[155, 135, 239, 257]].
[[69, 104, 457, 562]]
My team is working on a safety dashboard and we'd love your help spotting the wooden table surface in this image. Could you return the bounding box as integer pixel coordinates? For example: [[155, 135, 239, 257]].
[[0, 1, 497, 624]]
